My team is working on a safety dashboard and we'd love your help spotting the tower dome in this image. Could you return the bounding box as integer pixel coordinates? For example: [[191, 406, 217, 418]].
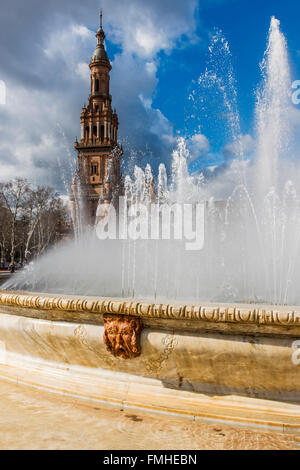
[[91, 9, 110, 66], [92, 46, 109, 62]]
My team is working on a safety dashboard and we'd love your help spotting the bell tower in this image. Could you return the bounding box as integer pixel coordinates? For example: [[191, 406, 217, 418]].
[[71, 10, 122, 226]]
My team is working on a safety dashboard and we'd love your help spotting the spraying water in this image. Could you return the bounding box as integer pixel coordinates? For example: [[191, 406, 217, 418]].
[[4, 17, 300, 305], [255, 17, 292, 197]]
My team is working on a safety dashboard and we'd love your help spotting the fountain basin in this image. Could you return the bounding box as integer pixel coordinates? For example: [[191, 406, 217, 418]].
[[0, 290, 300, 432]]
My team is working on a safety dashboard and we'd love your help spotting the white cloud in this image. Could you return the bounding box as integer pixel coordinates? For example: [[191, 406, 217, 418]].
[[150, 108, 175, 144], [43, 23, 94, 69], [188, 133, 210, 160], [101, 0, 198, 59], [222, 134, 255, 160], [0, 0, 200, 189], [145, 61, 157, 76], [76, 62, 90, 81], [135, 27, 169, 58], [72, 24, 93, 38], [139, 94, 153, 110]]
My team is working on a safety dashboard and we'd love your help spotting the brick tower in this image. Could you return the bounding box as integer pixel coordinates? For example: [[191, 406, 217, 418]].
[[71, 10, 122, 226]]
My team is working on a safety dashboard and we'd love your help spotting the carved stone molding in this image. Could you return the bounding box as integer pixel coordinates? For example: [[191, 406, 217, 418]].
[[103, 314, 143, 359], [0, 291, 300, 327]]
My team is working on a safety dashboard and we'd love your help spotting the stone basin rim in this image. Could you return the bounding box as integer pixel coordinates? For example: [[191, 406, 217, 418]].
[[0, 290, 300, 328]]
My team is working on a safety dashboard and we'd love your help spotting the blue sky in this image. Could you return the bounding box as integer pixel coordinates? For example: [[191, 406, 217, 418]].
[[152, 0, 300, 168], [85, 0, 300, 173], [152, 0, 300, 134], [0, 0, 299, 191]]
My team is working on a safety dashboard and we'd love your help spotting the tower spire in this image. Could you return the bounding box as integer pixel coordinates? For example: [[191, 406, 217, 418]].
[[96, 8, 105, 48]]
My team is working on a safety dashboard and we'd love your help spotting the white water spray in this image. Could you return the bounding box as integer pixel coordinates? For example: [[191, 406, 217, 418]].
[[4, 17, 300, 306]]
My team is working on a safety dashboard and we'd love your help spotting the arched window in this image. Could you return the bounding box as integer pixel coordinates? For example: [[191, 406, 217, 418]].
[[100, 125, 104, 142], [95, 79, 99, 92], [93, 126, 97, 138], [91, 163, 98, 176]]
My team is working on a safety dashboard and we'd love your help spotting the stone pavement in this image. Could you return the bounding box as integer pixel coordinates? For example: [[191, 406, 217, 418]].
[[0, 379, 299, 450]]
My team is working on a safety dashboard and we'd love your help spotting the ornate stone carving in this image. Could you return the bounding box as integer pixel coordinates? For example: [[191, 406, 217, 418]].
[[74, 325, 89, 346], [142, 334, 178, 375], [1, 291, 300, 327], [103, 314, 143, 359]]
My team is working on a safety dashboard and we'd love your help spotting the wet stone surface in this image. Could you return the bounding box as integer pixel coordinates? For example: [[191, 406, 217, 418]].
[[0, 379, 299, 450]]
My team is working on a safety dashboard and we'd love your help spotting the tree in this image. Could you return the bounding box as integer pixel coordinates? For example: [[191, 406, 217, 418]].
[[0, 178, 30, 263], [0, 204, 10, 265], [0, 178, 70, 264]]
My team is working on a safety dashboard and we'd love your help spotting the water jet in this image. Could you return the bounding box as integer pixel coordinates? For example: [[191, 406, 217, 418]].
[[1, 17, 300, 431]]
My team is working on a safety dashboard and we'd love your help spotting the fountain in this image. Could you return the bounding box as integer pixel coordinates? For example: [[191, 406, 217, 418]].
[[0, 17, 300, 431]]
